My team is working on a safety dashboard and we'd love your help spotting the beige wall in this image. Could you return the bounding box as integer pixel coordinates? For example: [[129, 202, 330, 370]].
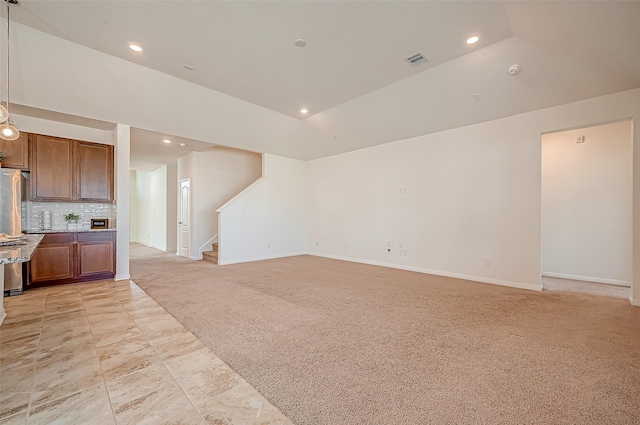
[[308, 89, 640, 297], [178, 147, 262, 259], [542, 121, 632, 286]]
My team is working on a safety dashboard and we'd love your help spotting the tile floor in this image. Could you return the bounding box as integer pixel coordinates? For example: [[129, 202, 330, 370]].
[[0, 280, 293, 425]]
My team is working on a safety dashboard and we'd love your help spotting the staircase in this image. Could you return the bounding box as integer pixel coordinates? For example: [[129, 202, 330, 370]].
[[202, 242, 218, 264]]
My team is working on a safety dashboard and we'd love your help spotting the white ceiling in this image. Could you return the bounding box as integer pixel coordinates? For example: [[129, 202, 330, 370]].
[[129, 128, 216, 171], [12, 1, 515, 119], [7, 1, 640, 161]]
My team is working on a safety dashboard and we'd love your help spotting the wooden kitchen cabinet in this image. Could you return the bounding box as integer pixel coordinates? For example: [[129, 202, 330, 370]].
[[29, 134, 114, 202], [76, 140, 114, 202], [77, 231, 115, 278], [30, 134, 75, 201], [28, 231, 116, 288], [0, 132, 29, 170], [30, 233, 75, 282]]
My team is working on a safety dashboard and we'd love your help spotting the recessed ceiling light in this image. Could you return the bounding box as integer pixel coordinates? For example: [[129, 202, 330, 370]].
[[162, 139, 171, 144], [179, 143, 187, 147], [294, 38, 307, 47], [466, 36, 479, 45], [129, 43, 143, 52], [300, 108, 308, 114]]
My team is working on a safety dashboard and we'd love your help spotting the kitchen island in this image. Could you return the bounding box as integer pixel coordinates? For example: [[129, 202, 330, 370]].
[[0, 234, 44, 326]]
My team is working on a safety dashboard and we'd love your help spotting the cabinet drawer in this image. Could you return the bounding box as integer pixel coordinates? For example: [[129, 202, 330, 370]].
[[78, 231, 115, 242], [41, 233, 75, 243]]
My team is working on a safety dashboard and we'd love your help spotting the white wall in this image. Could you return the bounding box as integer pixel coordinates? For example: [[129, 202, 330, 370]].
[[129, 170, 138, 242], [165, 162, 178, 253], [114, 124, 130, 281], [130, 165, 168, 251], [133, 171, 150, 245], [217, 154, 309, 264], [177, 147, 262, 259], [12, 114, 114, 145], [149, 166, 168, 250], [308, 89, 640, 292], [541, 121, 632, 286]]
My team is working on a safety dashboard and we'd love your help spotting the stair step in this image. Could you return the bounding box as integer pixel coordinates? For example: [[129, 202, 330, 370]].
[[202, 250, 218, 264], [212, 242, 218, 252]]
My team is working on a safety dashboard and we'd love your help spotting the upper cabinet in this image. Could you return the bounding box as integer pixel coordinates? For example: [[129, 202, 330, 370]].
[[30, 134, 74, 201], [30, 134, 114, 203], [0, 132, 29, 170], [75, 140, 114, 202]]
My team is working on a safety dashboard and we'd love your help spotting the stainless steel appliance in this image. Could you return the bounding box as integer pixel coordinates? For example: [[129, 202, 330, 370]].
[[0, 168, 26, 295]]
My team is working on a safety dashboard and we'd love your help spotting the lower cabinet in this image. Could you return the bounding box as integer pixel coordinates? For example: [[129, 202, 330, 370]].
[[29, 231, 116, 287]]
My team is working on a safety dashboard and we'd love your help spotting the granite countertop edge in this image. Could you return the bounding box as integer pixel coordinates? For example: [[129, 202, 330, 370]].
[[25, 229, 117, 234], [0, 234, 45, 264]]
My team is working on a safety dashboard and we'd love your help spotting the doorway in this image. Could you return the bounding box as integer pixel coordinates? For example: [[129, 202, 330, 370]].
[[540, 120, 632, 298], [179, 179, 190, 258]]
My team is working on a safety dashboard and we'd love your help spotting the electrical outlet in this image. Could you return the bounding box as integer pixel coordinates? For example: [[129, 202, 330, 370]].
[[345, 243, 349, 250], [387, 241, 391, 248], [267, 243, 271, 248], [316, 240, 319, 246], [399, 241, 404, 249], [484, 257, 491, 266]]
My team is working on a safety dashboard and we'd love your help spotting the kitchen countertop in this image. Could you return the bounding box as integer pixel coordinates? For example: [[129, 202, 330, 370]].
[[26, 229, 117, 234], [0, 234, 45, 264]]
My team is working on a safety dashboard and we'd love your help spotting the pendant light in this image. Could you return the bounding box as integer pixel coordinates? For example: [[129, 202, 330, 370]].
[[0, 0, 19, 141]]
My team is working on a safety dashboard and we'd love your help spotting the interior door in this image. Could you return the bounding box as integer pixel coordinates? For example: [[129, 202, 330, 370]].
[[179, 179, 190, 258]]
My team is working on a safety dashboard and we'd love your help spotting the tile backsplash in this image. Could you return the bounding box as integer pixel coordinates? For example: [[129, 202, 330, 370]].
[[29, 202, 117, 232]]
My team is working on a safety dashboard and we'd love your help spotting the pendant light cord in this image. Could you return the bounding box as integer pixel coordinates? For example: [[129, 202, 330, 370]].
[[5, 0, 10, 116]]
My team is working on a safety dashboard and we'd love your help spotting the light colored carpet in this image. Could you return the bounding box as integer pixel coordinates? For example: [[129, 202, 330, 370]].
[[129, 244, 640, 425], [543, 276, 631, 299]]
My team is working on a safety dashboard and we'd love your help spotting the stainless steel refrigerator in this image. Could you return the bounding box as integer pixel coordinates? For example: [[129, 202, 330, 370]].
[[0, 168, 26, 295]]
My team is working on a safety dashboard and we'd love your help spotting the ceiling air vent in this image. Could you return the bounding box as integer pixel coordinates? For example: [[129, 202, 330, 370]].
[[404, 51, 429, 67]]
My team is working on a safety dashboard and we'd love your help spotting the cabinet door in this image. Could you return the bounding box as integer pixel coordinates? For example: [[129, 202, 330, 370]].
[[30, 134, 74, 201], [76, 141, 114, 202], [0, 132, 29, 170], [30, 242, 75, 282], [77, 241, 115, 278]]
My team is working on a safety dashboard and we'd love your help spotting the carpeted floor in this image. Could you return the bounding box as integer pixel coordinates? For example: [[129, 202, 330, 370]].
[[130, 244, 640, 425], [542, 276, 631, 298]]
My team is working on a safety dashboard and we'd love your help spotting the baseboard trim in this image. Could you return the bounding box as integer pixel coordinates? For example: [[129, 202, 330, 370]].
[[218, 251, 307, 266], [311, 253, 542, 292], [0, 310, 6, 327], [630, 297, 640, 307], [114, 274, 131, 282], [541, 272, 631, 287], [133, 241, 167, 252]]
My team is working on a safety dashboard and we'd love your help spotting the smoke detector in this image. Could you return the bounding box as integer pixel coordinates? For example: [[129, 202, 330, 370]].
[[404, 52, 429, 67], [508, 64, 521, 75]]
